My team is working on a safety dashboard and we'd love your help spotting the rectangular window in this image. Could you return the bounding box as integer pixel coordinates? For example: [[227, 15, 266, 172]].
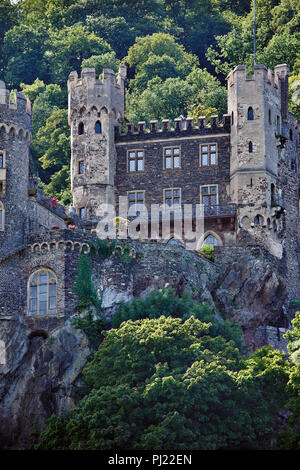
[[164, 188, 181, 207], [163, 147, 181, 169], [0, 209, 3, 229], [200, 143, 218, 167], [128, 150, 144, 173], [128, 191, 145, 208], [79, 207, 85, 219], [78, 160, 84, 174], [200, 185, 218, 208], [0, 153, 4, 168]]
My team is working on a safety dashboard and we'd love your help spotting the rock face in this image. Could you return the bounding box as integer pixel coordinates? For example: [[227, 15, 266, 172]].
[[0, 241, 295, 449], [0, 319, 90, 449], [214, 254, 287, 349]]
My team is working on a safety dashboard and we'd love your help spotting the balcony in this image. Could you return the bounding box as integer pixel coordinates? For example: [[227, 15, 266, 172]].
[[203, 203, 237, 218]]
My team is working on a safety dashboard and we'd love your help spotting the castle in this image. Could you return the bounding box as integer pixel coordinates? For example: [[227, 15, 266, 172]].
[[0, 63, 299, 336]]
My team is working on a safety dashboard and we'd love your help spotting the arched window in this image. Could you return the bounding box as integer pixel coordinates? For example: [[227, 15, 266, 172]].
[[254, 214, 263, 226], [95, 121, 101, 134], [248, 141, 253, 153], [28, 269, 57, 316], [0, 202, 4, 230], [247, 107, 254, 120], [78, 122, 84, 135], [203, 234, 219, 246]]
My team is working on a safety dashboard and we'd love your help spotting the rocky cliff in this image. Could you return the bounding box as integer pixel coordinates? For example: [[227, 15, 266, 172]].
[[0, 240, 295, 449]]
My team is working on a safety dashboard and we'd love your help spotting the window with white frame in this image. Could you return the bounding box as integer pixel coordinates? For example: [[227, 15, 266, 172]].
[[163, 147, 180, 169], [200, 143, 217, 167], [128, 150, 144, 172], [128, 191, 145, 208], [164, 188, 181, 207]]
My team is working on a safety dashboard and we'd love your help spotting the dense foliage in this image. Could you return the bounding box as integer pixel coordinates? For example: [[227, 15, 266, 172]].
[[1, 0, 299, 203], [36, 289, 300, 450], [73, 253, 101, 311]]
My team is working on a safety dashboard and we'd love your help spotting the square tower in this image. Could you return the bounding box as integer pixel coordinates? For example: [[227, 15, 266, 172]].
[[68, 66, 126, 226], [227, 63, 298, 258]]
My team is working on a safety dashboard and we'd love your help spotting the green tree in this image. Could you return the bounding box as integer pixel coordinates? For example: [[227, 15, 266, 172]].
[[81, 52, 120, 76], [2, 24, 49, 88], [46, 24, 112, 85], [34, 109, 70, 203], [36, 315, 291, 450], [126, 33, 198, 92], [73, 252, 101, 311], [127, 77, 195, 123], [21, 80, 67, 137]]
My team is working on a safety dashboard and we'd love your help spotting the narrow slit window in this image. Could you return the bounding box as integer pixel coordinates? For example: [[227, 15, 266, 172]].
[[78, 122, 84, 135], [95, 121, 101, 134], [249, 141, 253, 153], [78, 161, 84, 174], [0, 204, 4, 230], [247, 107, 254, 120]]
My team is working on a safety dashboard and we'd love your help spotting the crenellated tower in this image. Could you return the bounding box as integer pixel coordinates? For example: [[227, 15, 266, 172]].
[[0, 80, 32, 258], [68, 66, 127, 225], [227, 64, 299, 258]]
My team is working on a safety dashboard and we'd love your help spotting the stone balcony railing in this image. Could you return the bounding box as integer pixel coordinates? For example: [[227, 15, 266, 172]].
[[202, 203, 236, 218]]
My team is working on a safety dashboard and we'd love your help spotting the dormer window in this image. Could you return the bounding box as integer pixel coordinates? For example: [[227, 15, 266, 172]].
[[95, 121, 101, 134], [78, 122, 84, 135], [247, 107, 254, 120]]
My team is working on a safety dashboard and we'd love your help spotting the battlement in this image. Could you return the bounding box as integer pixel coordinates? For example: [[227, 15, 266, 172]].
[[0, 80, 31, 115], [115, 114, 231, 142], [227, 64, 289, 97], [68, 66, 127, 124]]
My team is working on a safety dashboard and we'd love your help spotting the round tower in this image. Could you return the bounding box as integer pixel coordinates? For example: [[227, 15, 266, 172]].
[[67, 66, 126, 226], [227, 63, 297, 257], [0, 81, 32, 258]]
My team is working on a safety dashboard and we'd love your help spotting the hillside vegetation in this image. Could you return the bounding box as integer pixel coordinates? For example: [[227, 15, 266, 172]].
[[1, 0, 299, 203]]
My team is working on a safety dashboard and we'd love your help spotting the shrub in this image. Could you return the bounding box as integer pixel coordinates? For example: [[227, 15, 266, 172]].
[[199, 243, 214, 261]]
